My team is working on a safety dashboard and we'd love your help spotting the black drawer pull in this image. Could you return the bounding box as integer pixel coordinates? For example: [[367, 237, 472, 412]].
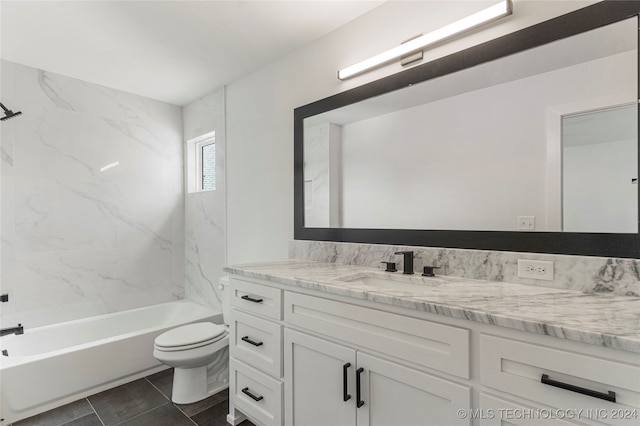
[[343, 363, 352, 402], [242, 387, 264, 402], [356, 367, 365, 408], [241, 336, 263, 347], [541, 374, 616, 402], [241, 295, 263, 303]]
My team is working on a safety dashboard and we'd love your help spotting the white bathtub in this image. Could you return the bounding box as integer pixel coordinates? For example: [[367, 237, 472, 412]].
[[0, 300, 222, 424]]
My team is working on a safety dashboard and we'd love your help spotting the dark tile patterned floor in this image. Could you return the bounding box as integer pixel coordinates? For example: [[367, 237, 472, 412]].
[[12, 368, 254, 426]]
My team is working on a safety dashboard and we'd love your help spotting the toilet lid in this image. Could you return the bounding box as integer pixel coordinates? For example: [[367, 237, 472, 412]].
[[155, 322, 226, 348]]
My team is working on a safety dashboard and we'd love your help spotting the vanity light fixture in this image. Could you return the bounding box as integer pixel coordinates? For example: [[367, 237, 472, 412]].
[[337, 0, 512, 80]]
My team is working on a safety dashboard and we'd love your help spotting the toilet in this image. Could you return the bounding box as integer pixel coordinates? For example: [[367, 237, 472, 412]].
[[153, 278, 231, 404]]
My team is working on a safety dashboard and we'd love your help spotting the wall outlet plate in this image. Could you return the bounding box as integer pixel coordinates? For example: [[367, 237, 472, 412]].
[[517, 259, 554, 281], [517, 216, 535, 230]]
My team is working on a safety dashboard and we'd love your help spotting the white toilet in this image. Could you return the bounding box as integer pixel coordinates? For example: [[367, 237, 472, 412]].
[[153, 278, 231, 404]]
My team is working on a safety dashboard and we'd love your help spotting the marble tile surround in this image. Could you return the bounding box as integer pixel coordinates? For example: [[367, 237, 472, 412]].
[[185, 190, 225, 311], [1, 60, 184, 327], [289, 240, 640, 297], [183, 87, 226, 312]]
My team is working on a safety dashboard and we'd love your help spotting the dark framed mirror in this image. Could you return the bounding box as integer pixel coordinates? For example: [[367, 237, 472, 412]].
[[294, 0, 640, 258]]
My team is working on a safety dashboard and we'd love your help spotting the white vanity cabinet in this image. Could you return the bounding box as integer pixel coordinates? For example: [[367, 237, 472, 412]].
[[227, 276, 472, 426], [226, 273, 640, 426]]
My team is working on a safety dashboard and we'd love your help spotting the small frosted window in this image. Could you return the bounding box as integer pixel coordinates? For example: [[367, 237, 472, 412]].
[[201, 142, 216, 190]]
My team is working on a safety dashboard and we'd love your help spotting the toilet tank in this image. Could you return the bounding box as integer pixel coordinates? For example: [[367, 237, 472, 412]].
[[219, 276, 231, 324]]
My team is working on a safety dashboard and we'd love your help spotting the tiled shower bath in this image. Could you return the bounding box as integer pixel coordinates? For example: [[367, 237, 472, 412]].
[[0, 59, 185, 329]]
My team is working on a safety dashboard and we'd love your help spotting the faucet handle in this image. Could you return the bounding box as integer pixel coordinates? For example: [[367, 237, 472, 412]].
[[380, 261, 397, 272], [422, 266, 441, 277]]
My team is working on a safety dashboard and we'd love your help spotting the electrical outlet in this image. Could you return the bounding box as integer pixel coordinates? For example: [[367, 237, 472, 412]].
[[518, 259, 554, 281], [517, 216, 535, 230]]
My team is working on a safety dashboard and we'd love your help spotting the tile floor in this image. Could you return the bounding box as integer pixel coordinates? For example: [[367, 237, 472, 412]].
[[12, 368, 254, 426]]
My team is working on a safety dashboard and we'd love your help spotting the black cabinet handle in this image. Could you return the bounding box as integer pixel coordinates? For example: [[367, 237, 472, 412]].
[[241, 295, 263, 303], [356, 367, 365, 408], [343, 363, 352, 401], [242, 387, 264, 402], [541, 374, 616, 402], [241, 336, 263, 347]]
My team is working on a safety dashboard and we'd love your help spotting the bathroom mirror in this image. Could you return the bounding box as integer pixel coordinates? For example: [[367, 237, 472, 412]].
[[294, 1, 640, 258]]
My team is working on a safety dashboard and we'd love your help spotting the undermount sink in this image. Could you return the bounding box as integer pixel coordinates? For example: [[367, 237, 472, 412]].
[[334, 271, 445, 293]]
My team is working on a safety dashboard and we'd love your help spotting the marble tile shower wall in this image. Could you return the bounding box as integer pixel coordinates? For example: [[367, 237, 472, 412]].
[[0, 60, 185, 327], [289, 240, 640, 297], [183, 88, 226, 312]]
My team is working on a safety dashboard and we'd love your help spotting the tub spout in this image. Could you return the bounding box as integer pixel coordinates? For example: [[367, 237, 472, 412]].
[[0, 324, 23, 337]]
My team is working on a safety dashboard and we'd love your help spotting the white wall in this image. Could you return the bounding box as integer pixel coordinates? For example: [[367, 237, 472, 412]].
[[0, 60, 184, 327], [182, 87, 226, 311], [564, 139, 637, 233], [225, 0, 598, 264]]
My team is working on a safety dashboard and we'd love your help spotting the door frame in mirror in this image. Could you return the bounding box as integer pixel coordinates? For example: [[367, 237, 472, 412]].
[[294, 0, 640, 258]]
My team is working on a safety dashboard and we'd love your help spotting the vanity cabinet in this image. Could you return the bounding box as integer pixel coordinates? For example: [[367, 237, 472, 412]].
[[227, 273, 640, 426], [228, 276, 472, 426]]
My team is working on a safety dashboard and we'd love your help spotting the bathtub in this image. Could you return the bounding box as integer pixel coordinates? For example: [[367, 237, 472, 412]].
[[0, 300, 222, 424]]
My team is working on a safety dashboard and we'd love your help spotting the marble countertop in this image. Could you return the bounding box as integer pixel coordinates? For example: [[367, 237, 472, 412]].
[[224, 260, 640, 353]]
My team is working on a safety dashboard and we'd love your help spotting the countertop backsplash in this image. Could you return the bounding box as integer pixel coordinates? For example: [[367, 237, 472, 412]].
[[289, 240, 640, 297]]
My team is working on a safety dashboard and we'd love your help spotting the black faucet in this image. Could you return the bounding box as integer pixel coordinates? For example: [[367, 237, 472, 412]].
[[1, 324, 23, 337], [394, 251, 414, 275]]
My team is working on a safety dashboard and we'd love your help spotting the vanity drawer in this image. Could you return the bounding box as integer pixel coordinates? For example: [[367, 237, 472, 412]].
[[480, 334, 640, 425], [478, 393, 586, 425], [230, 278, 282, 320], [230, 358, 283, 426], [230, 308, 283, 377], [284, 291, 470, 379]]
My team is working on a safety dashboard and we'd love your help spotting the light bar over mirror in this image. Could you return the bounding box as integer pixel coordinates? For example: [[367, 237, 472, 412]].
[[338, 0, 513, 80]]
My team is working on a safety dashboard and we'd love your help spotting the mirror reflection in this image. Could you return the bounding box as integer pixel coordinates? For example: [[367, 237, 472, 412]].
[[303, 17, 638, 233], [562, 105, 637, 233]]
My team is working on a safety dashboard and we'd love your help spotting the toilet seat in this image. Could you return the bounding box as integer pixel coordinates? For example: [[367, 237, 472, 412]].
[[154, 322, 226, 352]]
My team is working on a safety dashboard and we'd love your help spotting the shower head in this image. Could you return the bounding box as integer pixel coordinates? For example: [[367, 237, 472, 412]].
[[0, 102, 22, 121]]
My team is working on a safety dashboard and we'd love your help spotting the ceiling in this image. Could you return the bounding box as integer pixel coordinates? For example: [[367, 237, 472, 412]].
[[0, 0, 384, 106], [564, 105, 637, 148]]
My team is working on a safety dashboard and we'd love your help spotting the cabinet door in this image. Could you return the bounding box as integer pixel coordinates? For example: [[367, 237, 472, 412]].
[[356, 352, 472, 426], [285, 329, 357, 426]]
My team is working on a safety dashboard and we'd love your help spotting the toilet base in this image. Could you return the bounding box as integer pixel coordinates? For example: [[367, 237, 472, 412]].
[[171, 366, 229, 404], [154, 327, 230, 404], [172, 365, 208, 404]]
